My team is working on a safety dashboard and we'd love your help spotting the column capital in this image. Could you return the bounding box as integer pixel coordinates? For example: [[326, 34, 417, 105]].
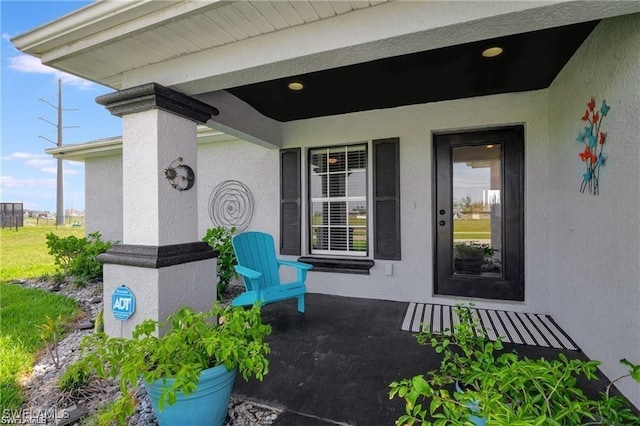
[[96, 82, 219, 124]]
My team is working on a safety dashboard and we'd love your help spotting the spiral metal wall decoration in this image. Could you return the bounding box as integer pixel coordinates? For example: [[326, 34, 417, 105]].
[[208, 180, 254, 231]]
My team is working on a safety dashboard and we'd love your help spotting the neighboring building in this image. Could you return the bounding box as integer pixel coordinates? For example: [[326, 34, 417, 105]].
[[13, 1, 640, 407]]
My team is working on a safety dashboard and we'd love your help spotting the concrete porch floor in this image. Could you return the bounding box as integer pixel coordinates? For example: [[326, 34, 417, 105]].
[[232, 293, 615, 425]]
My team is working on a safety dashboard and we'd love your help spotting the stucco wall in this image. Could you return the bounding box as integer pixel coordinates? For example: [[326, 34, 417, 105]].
[[197, 140, 280, 239], [277, 90, 550, 313], [85, 155, 123, 242], [548, 14, 640, 408], [86, 97, 550, 314]]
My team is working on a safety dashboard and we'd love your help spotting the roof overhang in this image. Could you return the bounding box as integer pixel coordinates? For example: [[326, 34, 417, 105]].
[[16, 1, 640, 145], [13, 1, 640, 92], [46, 126, 239, 161]]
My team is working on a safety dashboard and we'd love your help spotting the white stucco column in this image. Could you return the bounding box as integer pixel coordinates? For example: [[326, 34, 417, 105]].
[[96, 83, 219, 337], [122, 109, 198, 245]]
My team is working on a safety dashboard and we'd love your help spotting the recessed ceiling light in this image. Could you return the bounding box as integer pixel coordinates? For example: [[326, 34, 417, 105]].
[[486, 144, 494, 149], [288, 81, 304, 91], [482, 47, 503, 58]]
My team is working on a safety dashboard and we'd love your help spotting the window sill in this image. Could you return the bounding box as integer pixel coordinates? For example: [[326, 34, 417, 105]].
[[297, 256, 375, 275]]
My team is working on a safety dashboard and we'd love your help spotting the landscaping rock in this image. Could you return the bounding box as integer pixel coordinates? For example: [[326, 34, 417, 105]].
[[18, 279, 280, 425], [76, 320, 94, 330]]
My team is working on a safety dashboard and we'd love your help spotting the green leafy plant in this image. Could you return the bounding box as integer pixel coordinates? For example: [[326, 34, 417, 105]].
[[389, 304, 640, 425], [94, 308, 104, 333], [453, 241, 494, 259], [69, 303, 271, 425], [37, 315, 65, 369], [202, 226, 238, 299], [51, 271, 67, 286], [46, 231, 116, 285], [59, 362, 92, 393]]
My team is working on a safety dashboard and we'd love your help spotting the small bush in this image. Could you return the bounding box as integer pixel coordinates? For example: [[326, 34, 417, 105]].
[[202, 226, 237, 299], [46, 232, 116, 284], [59, 362, 92, 393], [37, 315, 65, 369], [51, 271, 67, 286]]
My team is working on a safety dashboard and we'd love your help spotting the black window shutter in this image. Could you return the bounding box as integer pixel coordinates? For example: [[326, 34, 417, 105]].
[[373, 138, 401, 260], [280, 148, 301, 255]]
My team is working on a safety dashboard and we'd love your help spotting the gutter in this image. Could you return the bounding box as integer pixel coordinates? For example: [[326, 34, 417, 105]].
[[46, 127, 240, 162], [11, 1, 223, 60]]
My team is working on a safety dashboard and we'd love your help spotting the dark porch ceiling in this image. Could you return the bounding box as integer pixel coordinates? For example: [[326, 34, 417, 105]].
[[227, 20, 598, 122]]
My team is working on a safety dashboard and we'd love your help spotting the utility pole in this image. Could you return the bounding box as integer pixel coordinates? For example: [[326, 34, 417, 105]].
[[56, 79, 63, 226], [39, 79, 78, 226]]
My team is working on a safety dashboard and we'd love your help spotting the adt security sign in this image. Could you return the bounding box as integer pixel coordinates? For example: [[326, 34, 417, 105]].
[[111, 285, 136, 321]]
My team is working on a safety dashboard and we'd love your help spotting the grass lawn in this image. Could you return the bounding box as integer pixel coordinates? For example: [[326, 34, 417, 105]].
[[454, 219, 491, 241], [0, 284, 79, 410], [1, 224, 83, 282], [453, 218, 490, 232], [0, 223, 83, 410]]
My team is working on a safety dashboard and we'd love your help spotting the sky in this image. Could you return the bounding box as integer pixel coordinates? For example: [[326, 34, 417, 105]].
[[1, 0, 122, 213]]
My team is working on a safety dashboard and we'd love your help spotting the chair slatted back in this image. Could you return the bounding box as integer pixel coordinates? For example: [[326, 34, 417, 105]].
[[232, 232, 282, 291]]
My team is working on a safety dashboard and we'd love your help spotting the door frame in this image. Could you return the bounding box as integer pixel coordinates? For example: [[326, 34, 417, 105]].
[[432, 125, 525, 301]]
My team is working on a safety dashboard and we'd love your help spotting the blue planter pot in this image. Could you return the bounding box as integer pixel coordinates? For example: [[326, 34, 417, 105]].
[[455, 381, 487, 426], [146, 364, 238, 426]]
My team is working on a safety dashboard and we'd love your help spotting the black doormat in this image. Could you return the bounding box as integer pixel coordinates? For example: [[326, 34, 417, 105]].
[[401, 303, 579, 350]]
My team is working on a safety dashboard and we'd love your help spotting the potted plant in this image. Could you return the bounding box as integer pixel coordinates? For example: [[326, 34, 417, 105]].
[[453, 241, 493, 273], [389, 304, 640, 425], [69, 303, 271, 425]]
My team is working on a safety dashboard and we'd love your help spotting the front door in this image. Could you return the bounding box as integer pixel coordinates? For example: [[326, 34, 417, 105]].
[[433, 126, 524, 301]]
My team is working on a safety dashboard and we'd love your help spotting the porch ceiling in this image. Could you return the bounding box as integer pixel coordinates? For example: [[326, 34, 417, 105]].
[[227, 20, 599, 122]]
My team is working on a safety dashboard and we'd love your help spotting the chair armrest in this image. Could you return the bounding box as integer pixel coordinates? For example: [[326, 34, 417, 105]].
[[277, 259, 313, 270], [234, 265, 262, 280], [277, 259, 313, 283]]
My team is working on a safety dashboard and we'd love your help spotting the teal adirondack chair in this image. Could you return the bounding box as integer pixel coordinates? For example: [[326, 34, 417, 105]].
[[231, 232, 312, 313]]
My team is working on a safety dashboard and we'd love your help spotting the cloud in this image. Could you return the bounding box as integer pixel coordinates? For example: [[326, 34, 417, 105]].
[[8, 53, 95, 89], [3, 151, 83, 175], [0, 176, 56, 188], [3, 152, 49, 160], [26, 158, 56, 168], [41, 167, 82, 175], [2, 33, 12, 42]]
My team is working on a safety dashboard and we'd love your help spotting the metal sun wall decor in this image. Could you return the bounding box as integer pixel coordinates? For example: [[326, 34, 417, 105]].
[[164, 157, 195, 191], [576, 96, 611, 195], [208, 180, 254, 231]]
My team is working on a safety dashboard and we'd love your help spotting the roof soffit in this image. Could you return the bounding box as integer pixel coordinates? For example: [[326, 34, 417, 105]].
[[120, 1, 640, 93], [12, 1, 640, 93]]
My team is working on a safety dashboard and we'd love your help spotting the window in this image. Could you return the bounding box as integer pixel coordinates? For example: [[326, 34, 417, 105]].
[[309, 145, 367, 256], [280, 138, 399, 270]]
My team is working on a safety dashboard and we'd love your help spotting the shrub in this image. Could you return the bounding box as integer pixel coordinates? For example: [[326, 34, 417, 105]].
[[453, 241, 494, 258], [389, 304, 640, 425], [46, 231, 116, 285], [59, 362, 92, 393], [202, 226, 238, 299]]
